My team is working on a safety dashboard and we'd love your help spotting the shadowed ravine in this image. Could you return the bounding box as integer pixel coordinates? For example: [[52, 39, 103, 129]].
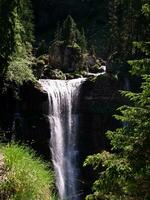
[[39, 78, 86, 200]]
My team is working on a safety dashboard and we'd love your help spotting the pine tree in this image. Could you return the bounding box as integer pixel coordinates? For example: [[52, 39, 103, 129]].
[[84, 2, 150, 200], [0, 0, 35, 85], [53, 15, 87, 52], [62, 15, 78, 45], [77, 28, 87, 53], [53, 22, 62, 42], [107, 0, 149, 74], [107, 0, 120, 53], [84, 44, 150, 200], [0, 0, 14, 76], [18, 0, 34, 45]]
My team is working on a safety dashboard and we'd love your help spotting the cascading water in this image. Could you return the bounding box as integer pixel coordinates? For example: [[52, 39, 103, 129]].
[[39, 78, 85, 200]]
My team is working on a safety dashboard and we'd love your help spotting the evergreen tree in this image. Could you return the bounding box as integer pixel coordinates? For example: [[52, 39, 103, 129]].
[[106, 0, 149, 74], [0, 0, 35, 85], [77, 28, 87, 53], [0, 0, 14, 76], [84, 2, 150, 200], [62, 15, 78, 45], [53, 22, 62, 42], [18, 0, 34, 45], [108, 0, 120, 53], [53, 15, 87, 52]]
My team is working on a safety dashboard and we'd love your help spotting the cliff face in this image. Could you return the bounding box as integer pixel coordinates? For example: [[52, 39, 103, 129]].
[[14, 82, 51, 159], [0, 74, 123, 196], [48, 43, 103, 74], [0, 74, 122, 156], [80, 74, 121, 154], [12, 74, 122, 159], [77, 74, 122, 194]]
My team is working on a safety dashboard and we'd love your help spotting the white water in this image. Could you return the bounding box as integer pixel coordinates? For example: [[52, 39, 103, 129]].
[[39, 78, 85, 200]]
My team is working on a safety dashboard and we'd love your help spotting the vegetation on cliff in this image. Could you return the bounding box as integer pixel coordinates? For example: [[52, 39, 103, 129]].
[[35, 15, 104, 79], [84, 2, 150, 199], [0, 0, 35, 87], [31, 0, 149, 75], [1, 0, 149, 85]]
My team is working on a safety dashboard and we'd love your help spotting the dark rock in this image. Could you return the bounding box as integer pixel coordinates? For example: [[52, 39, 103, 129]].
[[49, 42, 83, 73], [48, 41, 105, 74], [20, 81, 48, 113], [78, 74, 123, 195], [44, 68, 66, 80], [10, 81, 51, 159]]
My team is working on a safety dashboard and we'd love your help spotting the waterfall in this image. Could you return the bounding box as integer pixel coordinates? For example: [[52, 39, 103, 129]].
[[39, 78, 85, 200]]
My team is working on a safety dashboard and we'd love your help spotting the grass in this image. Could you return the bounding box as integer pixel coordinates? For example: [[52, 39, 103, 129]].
[[0, 143, 56, 200]]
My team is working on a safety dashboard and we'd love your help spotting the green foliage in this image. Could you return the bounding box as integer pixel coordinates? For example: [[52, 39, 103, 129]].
[[77, 28, 87, 53], [62, 15, 77, 45], [106, 0, 150, 74], [30, 0, 149, 64], [53, 15, 87, 53], [84, 151, 132, 200], [84, 77, 150, 200], [44, 68, 66, 80], [128, 42, 150, 76], [0, 144, 56, 200], [84, 3, 150, 200], [0, 0, 35, 86], [6, 53, 36, 85], [142, 3, 150, 17], [0, 0, 14, 75], [54, 22, 62, 42], [18, 0, 34, 45]]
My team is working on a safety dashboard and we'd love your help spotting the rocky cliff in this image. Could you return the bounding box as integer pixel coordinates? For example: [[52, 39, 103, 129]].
[[78, 74, 123, 195], [0, 73, 124, 197]]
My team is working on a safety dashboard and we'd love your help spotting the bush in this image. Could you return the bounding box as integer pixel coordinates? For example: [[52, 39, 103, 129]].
[[6, 53, 36, 85], [0, 144, 56, 200]]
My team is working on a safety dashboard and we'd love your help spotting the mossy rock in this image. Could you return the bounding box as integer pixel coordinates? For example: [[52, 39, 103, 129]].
[[51, 40, 64, 48], [96, 73, 118, 82], [89, 64, 102, 73], [37, 54, 49, 65], [37, 60, 45, 67], [65, 73, 75, 79], [65, 72, 83, 79], [44, 68, 66, 80], [32, 60, 46, 79], [67, 43, 81, 53], [96, 73, 108, 81], [74, 73, 83, 78]]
